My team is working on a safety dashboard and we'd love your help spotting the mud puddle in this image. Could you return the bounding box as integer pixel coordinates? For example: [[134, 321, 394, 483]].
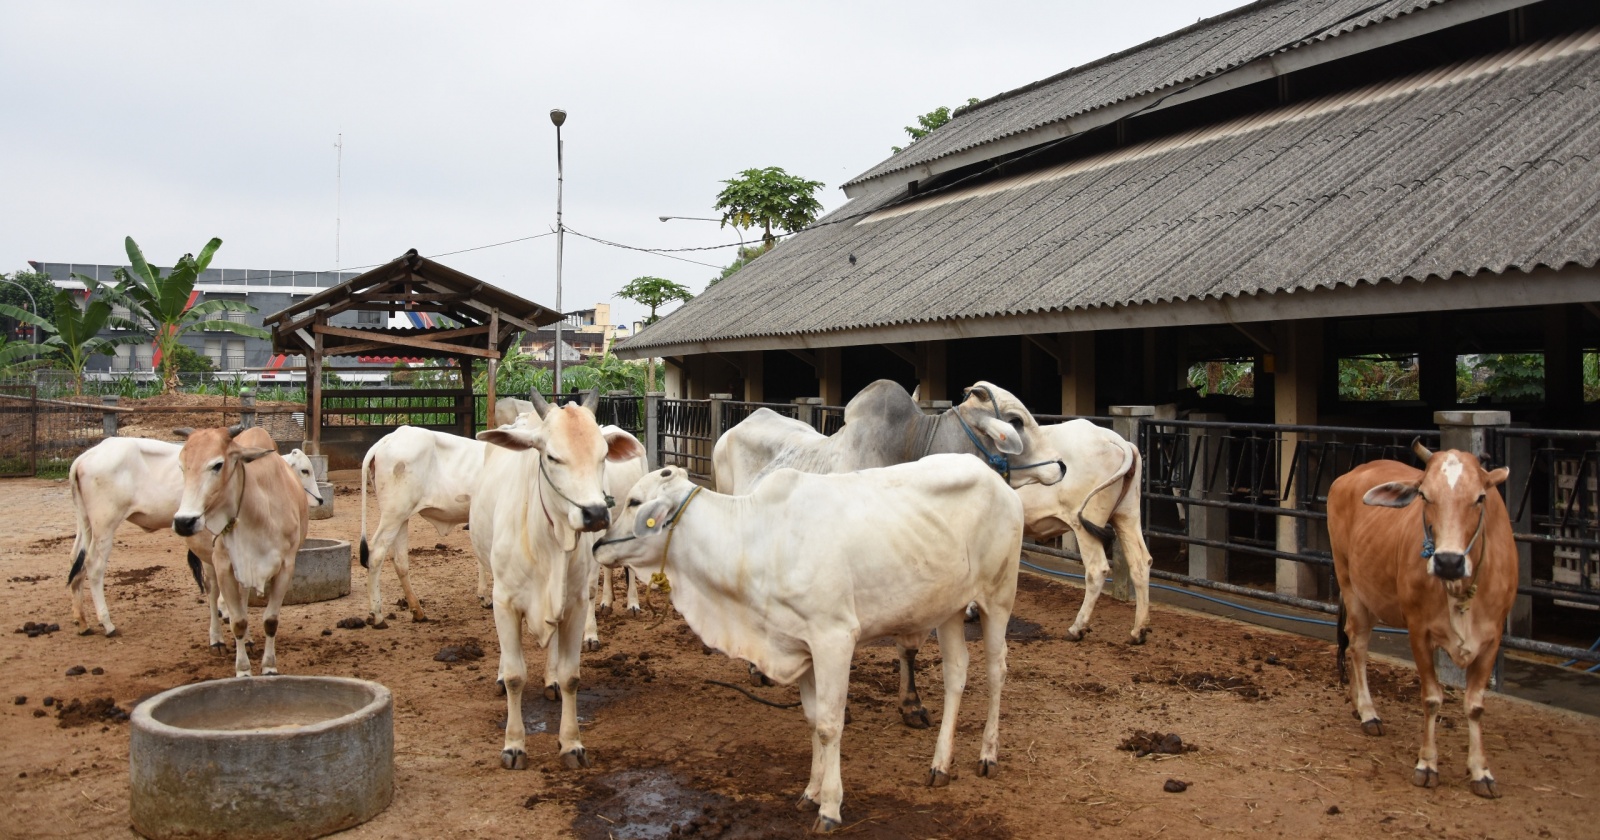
[[572, 767, 728, 840], [498, 685, 626, 734]]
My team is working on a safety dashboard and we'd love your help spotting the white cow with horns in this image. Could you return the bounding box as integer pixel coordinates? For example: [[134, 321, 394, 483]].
[[66, 432, 321, 638], [594, 457, 1023, 834], [470, 390, 645, 771]]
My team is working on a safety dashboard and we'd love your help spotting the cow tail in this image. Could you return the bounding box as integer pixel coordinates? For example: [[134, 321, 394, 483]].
[[186, 550, 205, 594], [1336, 601, 1350, 685], [67, 462, 90, 587], [1077, 438, 1137, 549], [358, 449, 373, 569]]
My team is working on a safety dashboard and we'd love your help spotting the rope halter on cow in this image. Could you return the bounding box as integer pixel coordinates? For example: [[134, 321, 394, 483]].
[[950, 385, 1066, 482], [535, 453, 614, 527], [1412, 438, 1489, 613], [212, 464, 250, 545]]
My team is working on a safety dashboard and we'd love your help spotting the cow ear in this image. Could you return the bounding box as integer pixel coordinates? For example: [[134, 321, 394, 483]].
[[235, 447, 275, 463], [1483, 466, 1510, 489], [603, 427, 645, 463], [633, 499, 674, 538], [1363, 481, 1420, 508], [974, 414, 1026, 455], [173, 427, 194, 439], [477, 427, 545, 452]]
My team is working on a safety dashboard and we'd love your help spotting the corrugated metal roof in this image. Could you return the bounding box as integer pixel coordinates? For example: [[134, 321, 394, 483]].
[[845, 0, 1452, 191], [625, 29, 1600, 354]]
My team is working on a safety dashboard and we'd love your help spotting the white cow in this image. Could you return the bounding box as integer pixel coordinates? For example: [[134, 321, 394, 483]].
[[594, 456, 1023, 834], [173, 426, 311, 677], [66, 433, 321, 637], [357, 425, 489, 627], [470, 391, 645, 771], [1016, 420, 1154, 644]]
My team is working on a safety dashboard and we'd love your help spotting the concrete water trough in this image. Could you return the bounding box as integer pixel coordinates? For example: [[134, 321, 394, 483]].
[[130, 676, 393, 840], [250, 538, 350, 606]]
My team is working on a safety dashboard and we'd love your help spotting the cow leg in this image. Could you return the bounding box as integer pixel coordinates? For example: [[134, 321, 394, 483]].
[[475, 550, 494, 609], [389, 526, 427, 623], [1066, 532, 1109, 642], [582, 565, 603, 652], [493, 591, 530, 770], [1409, 631, 1443, 789], [1114, 513, 1154, 644], [202, 558, 227, 650], [808, 642, 852, 833], [976, 604, 1010, 776], [363, 520, 400, 628], [213, 554, 252, 678], [1464, 642, 1502, 798], [260, 558, 295, 676], [895, 636, 931, 729], [595, 564, 614, 616], [1343, 601, 1383, 735], [552, 603, 592, 769], [928, 613, 969, 787], [795, 667, 823, 812], [78, 533, 118, 636], [624, 566, 641, 616]]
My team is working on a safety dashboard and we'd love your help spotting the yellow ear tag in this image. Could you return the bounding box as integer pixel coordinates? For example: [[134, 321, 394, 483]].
[[646, 517, 657, 528]]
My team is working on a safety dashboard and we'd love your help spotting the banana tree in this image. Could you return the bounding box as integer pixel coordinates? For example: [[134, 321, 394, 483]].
[[81, 236, 269, 393], [0, 288, 144, 394]]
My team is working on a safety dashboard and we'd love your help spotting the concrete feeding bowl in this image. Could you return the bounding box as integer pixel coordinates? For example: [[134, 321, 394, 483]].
[[130, 676, 393, 840], [307, 481, 335, 520], [251, 538, 350, 606]]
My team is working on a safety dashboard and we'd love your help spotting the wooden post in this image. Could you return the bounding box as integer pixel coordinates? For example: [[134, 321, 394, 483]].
[[460, 356, 475, 437], [101, 395, 119, 438], [645, 391, 662, 469], [819, 348, 843, 405], [485, 309, 500, 421], [1061, 332, 1096, 416], [308, 329, 324, 456], [919, 342, 948, 404]]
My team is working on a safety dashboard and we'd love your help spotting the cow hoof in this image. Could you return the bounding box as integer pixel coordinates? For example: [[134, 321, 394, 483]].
[[584, 638, 602, 652], [901, 707, 931, 729], [1470, 776, 1500, 799], [597, 604, 612, 616], [1128, 629, 1148, 645], [78, 627, 94, 637], [500, 749, 528, 770], [964, 605, 979, 623], [262, 668, 279, 676], [811, 815, 841, 834], [626, 607, 641, 617], [494, 678, 506, 697], [210, 642, 227, 654], [543, 682, 560, 703], [104, 628, 119, 638], [977, 759, 998, 778], [479, 598, 493, 610], [412, 614, 430, 624], [1360, 718, 1385, 737], [561, 748, 592, 769], [1412, 767, 1439, 789], [748, 666, 769, 687], [795, 793, 818, 812], [235, 671, 252, 679], [1064, 627, 1087, 642], [927, 768, 951, 788]]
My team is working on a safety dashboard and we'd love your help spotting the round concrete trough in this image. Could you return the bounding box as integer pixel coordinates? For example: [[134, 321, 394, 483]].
[[130, 676, 393, 840], [251, 538, 350, 607], [307, 481, 335, 521]]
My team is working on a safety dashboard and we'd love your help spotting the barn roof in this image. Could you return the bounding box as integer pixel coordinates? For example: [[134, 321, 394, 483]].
[[621, 26, 1600, 358]]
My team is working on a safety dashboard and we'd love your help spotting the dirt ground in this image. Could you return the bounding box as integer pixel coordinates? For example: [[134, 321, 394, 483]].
[[3, 471, 1599, 840]]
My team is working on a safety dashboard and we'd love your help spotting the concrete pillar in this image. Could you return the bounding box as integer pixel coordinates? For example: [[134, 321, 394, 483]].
[[238, 390, 256, 430], [1186, 412, 1230, 582], [644, 392, 662, 469], [1432, 409, 1513, 689], [664, 360, 685, 400], [743, 351, 764, 403], [919, 342, 948, 404], [794, 397, 821, 430], [1275, 320, 1321, 598], [819, 348, 843, 405], [101, 395, 120, 438], [1060, 332, 1096, 416]]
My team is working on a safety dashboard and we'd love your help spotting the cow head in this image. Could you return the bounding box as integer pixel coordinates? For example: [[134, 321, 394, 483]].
[[284, 448, 324, 505], [476, 395, 645, 550], [955, 381, 1067, 488], [171, 426, 277, 537], [1362, 440, 1509, 581], [593, 465, 694, 572]]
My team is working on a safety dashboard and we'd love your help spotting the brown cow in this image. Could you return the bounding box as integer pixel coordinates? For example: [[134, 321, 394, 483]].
[[173, 426, 310, 678], [1327, 440, 1515, 798]]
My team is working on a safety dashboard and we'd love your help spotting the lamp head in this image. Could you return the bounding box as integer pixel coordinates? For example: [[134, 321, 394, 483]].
[[549, 108, 567, 128], [659, 216, 670, 222]]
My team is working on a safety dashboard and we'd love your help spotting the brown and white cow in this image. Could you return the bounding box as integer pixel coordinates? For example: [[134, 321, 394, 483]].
[[173, 426, 310, 677], [468, 390, 645, 771], [1327, 440, 1516, 798]]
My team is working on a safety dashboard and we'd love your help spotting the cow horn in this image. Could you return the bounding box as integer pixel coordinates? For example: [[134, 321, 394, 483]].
[[1412, 438, 1434, 464], [581, 388, 600, 412], [226, 422, 246, 437], [527, 390, 552, 419], [172, 427, 194, 439]]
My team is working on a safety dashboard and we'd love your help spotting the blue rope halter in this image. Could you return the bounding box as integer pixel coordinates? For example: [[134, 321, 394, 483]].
[[950, 386, 1065, 482]]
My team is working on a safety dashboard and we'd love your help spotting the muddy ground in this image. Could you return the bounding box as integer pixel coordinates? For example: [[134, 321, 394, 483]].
[[3, 472, 1599, 839]]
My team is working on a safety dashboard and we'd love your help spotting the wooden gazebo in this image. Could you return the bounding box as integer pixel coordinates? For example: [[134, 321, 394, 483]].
[[266, 248, 560, 456]]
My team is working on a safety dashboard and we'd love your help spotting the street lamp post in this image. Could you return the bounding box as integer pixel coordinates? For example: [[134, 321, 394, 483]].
[[0, 277, 39, 345], [659, 215, 744, 258], [550, 108, 567, 398]]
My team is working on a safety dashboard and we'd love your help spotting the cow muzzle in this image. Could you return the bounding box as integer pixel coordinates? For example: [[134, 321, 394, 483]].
[[579, 503, 611, 532], [172, 514, 202, 538], [1432, 552, 1468, 581]]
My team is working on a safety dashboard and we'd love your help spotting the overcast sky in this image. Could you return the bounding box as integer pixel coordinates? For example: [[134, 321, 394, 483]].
[[1, 0, 1242, 329]]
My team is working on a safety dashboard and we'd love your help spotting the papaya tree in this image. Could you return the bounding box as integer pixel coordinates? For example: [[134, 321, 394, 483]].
[[0, 288, 144, 394]]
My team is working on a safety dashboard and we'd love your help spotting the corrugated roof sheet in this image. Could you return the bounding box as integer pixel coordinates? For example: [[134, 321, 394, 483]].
[[626, 29, 1600, 354], [845, 0, 1450, 190]]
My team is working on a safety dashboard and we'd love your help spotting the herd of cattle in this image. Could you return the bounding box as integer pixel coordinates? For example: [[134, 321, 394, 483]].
[[58, 380, 1518, 831]]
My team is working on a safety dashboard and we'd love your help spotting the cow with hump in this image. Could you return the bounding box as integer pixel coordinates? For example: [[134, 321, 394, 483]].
[[172, 425, 311, 677], [712, 379, 1063, 729], [594, 456, 1023, 834], [470, 390, 644, 771], [66, 432, 320, 638], [1327, 440, 1517, 798]]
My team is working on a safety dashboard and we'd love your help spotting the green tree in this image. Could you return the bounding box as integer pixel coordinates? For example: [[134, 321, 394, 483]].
[[617, 276, 693, 393], [713, 167, 825, 250], [892, 98, 980, 153], [168, 343, 215, 373], [81, 237, 269, 394], [708, 244, 765, 288], [0, 287, 144, 393], [1457, 353, 1544, 403]]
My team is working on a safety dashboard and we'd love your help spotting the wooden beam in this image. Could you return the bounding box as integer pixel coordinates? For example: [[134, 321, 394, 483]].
[[1023, 334, 1067, 373], [786, 348, 819, 373], [351, 291, 469, 304], [311, 323, 501, 359], [1227, 320, 1276, 354], [881, 342, 919, 368], [713, 351, 745, 375]]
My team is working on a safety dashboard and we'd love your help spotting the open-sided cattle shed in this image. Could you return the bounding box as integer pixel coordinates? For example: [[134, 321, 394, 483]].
[[266, 249, 559, 458]]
